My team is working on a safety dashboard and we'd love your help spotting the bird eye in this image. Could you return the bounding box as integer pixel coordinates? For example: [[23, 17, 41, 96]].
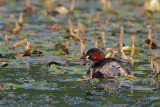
[[86, 56, 89, 59]]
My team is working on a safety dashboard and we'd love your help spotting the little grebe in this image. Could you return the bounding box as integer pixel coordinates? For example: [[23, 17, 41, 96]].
[[81, 48, 128, 79]]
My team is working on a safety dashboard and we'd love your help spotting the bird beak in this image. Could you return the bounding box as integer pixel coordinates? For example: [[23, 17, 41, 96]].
[[80, 55, 86, 59], [81, 55, 89, 59]]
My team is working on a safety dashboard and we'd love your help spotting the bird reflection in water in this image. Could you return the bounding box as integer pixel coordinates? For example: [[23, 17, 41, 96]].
[[86, 79, 131, 101]]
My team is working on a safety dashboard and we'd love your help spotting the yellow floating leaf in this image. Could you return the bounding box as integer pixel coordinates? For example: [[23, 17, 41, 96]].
[[54, 5, 70, 14], [81, 75, 88, 79], [54, 49, 65, 56], [127, 75, 137, 79], [123, 46, 140, 53], [144, 0, 160, 12]]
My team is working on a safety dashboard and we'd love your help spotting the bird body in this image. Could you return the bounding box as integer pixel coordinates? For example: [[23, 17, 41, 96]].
[[82, 48, 128, 79]]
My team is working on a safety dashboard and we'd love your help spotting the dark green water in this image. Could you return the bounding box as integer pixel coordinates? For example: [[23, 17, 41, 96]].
[[0, 0, 160, 106]]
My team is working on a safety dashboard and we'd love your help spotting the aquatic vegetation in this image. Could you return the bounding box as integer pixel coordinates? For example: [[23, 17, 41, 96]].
[[0, 0, 160, 106], [144, 0, 160, 12]]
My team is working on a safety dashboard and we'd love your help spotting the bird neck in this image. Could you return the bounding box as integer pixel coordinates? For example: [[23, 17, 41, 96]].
[[91, 51, 105, 62]]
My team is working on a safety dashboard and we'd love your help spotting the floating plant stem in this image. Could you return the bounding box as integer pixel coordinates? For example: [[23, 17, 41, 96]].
[[102, 32, 106, 50], [46, 0, 51, 12], [10, 21, 21, 34], [70, 0, 75, 12], [148, 29, 152, 49], [148, 29, 152, 40], [107, 0, 111, 10], [78, 19, 84, 36], [65, 41, 69, 54], [130, 34, 136, 69], [114, 0, 118, 9], [150, 58, 154, 72], [119, 26, 124, 52], [155, 52, 159, 58], [119, 26, 127, 59], [106, 48, 118, 58], [150, 58, 159, 76], [70, 31, 80, 40], [5, 14, 14, 27], [96, 11, 101, 25], [12, 38, 28, 49], [100, 0, 106, 7], [4, 32, 8, 46], [68, 19, 80, 45], [148, 40, 153, 49], [24, 41, 31, 56], [154, 61, 159, 72], [26, 0, 30, 6], [74, 29, 78, 45], [18, 12, 23, 25], [131, 35, 136, 58], [46, 0, 55, 12], [100, 0, 107, 11], [68, 19, 73, 33], [24, 0, 36, 15], [153, 61, 159, 77], [90, 68, 93, 79], [70, 20, 85, 55], [95, 40, 98, 48], [128, 21, 135, 27], [80, 39, 85, 56], [75, 29, 80, 45], [14, 61, 18, 66], [87, 13, 95, 25]]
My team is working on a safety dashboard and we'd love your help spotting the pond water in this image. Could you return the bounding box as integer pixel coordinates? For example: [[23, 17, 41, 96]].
[[0, 0, 160, 106]]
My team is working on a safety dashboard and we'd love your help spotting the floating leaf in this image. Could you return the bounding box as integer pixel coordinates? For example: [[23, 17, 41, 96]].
[[54, 49, 65, 56], [32, 49, 43, 55], [116, 77, 127, 80], [0, 61, 9, 67], [127, 75, 137, 79], [3, 83, 24, 88], [90, 78, 100, 83], [123, 46, 140, 53], [2, 81, 58, 91], [47, 24, 61, 30], [50, 64, 59, 68], [53, 5, 70, 14], [81, 75, 88, 79], [148, 97, 160, 100], [131, 86, 156, 91], [12, 38, 28, 49], [144, 0, 160, 12]]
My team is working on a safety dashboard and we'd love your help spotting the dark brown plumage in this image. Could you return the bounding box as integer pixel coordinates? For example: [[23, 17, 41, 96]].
[[82, 48, 128, 79]]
